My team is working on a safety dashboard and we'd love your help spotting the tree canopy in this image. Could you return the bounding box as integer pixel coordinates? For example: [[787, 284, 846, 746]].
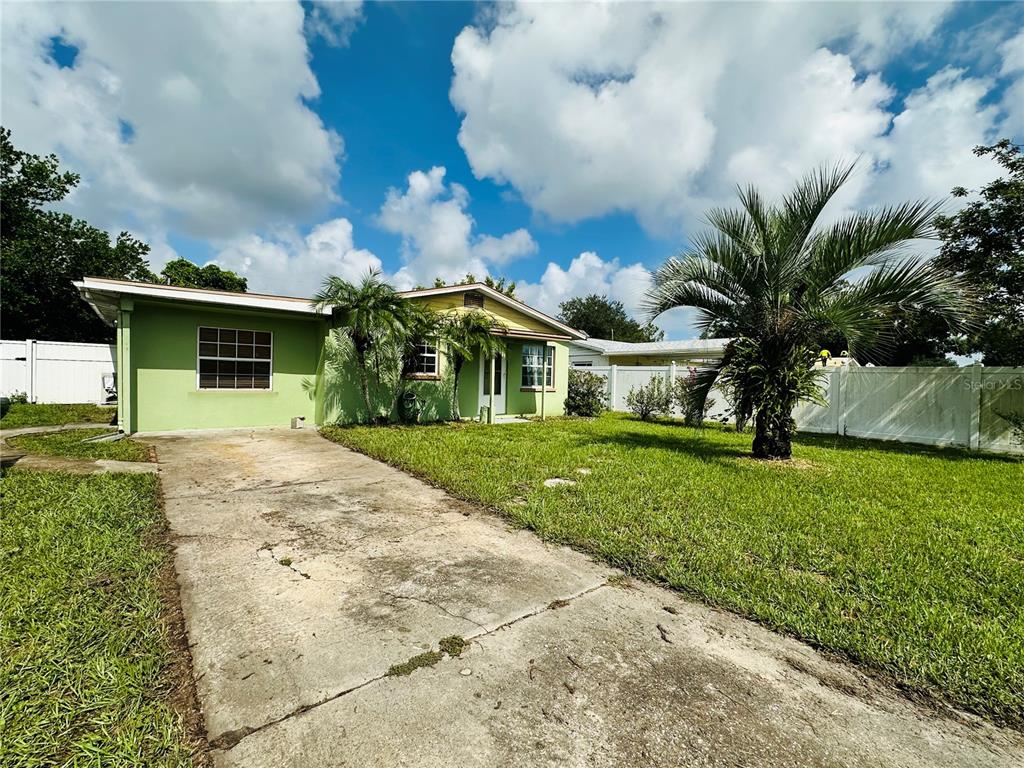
[[426, 274, 518, 297], [558, 294, 664, 342], [932, 140, 1023, 366], [1, 127, 152, 342], [159, 258, 247, 292], [866, 139, 1023, 366], [1, 127, 247, 342]]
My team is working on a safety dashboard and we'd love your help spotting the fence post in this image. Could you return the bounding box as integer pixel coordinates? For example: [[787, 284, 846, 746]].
[[26, 339, 37, 403], [669, 361, 677, 415], [609, 364, 618, 410], [835, 365, 848, 436], [969, 363, 982, 451]]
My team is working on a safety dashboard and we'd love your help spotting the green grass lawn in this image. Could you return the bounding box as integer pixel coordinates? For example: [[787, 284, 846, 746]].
[[322, 414, 1024, 725], [0, 471, 199, 766], [7, 428, 150, 463], [0, 402, 115, 429]]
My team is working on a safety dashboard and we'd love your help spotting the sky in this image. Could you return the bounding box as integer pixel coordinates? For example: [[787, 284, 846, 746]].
[[2, 0, 1023, 338]]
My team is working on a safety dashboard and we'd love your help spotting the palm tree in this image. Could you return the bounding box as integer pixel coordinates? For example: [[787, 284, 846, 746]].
[[313, 270, 413, 423], [443, 310, 507, 420], [646, 164, 973, 460]]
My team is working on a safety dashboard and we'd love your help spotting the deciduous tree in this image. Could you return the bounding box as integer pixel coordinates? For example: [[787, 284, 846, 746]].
[[558, 294, 663, 342]]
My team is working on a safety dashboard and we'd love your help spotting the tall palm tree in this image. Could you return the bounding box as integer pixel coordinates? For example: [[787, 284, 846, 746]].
[[646, 164, 973, 460], [313, 270, 413, 423], [443, 310, 507, 420]]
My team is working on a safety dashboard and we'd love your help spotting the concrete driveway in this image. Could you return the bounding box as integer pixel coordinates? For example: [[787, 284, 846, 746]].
[[152, 428, 1023, 767]]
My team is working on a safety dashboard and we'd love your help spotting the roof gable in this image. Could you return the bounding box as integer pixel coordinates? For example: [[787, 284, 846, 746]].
[[398, 284, 586, 339]]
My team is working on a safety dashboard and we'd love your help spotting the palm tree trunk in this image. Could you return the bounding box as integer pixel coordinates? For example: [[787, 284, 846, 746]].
[[451, 358, 463, 421], [752, 404, 795, 460], [355, 347, 373, 423]]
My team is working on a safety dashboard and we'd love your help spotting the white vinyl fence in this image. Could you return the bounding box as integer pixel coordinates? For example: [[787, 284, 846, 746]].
[[583, 363, 1024, 454], [586, 363, 732, 421], [792, 365, 1023, 454], [1, 339, 116, 404]]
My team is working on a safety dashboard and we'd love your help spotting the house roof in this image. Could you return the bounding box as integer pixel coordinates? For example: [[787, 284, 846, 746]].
[[73, 277, 588, 340], [74, 277, 321, 324], [570, 337, 731, 356], [396, 283, 587, 340]]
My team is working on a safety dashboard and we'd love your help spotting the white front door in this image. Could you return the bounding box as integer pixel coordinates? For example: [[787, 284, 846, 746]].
[[479, 353, 506, 415]]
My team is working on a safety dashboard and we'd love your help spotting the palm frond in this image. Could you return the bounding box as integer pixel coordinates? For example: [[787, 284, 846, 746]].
[[803, 200, 943, 295], [704, 205, 756, 251], [643, 258, 738, 328], [774, 162, 858, 290], [803, 258, 975, 356], [736, 184, 773, 259]]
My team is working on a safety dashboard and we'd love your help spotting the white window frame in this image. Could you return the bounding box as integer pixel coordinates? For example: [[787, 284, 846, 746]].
[[196, 326, 273, 391], [407, 341, 439, 377], [521, 344, 554, 390]]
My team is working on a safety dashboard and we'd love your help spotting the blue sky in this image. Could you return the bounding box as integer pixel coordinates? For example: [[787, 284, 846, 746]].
[[302, 1, 669, 281], [3, 1, 1022, 336]]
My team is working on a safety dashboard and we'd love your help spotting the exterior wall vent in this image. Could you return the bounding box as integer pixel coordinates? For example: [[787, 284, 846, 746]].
[[464, 292, 484, 309]]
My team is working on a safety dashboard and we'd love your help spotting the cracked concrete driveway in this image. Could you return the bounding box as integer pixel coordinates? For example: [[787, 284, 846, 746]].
[[152, 428, 1024, 767]]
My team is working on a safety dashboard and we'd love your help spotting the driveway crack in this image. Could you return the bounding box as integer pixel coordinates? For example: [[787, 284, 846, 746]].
[[377, 589, 489, 633], [467, 581, 608, 641], [209, 672, 388, 752], [208, 579, 609, 753]]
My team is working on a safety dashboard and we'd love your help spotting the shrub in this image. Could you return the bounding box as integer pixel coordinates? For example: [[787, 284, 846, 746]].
[[625, 376, 671, 421], [671, 370, 715, 427], [566, 369, 607, 417], [997, 410, 1024, 447]]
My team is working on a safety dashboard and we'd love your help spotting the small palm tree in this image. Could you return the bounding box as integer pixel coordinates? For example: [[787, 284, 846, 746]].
[[443, 310, 506, 420], [313, 270, 413, 423], [646, 164, 973, 460]]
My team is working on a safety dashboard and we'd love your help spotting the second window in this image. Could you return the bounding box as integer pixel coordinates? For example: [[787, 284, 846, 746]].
[[521, 344, 554, 388]]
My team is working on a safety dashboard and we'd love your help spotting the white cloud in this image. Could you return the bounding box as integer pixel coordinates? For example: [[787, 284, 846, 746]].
[[450, 1, 1017, 235], [213, 218, 381, 298], [305, 1, 365, 48], [999, 28, 1024, 74], [870, 68, 1004, 207], [377, 166, 537, 289], [516, 251, 698, 339], [1, 1, 342, 243], [516, 252, 643, 316], [1000, 29, 1024, 137]]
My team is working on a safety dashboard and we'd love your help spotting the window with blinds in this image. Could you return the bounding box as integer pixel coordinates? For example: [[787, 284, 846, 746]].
[[197, 327, 272, 390]]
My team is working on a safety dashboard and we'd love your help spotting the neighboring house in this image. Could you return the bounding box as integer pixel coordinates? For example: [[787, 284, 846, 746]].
[[568, 337, 730, 367], [75, 278, 586, 434]]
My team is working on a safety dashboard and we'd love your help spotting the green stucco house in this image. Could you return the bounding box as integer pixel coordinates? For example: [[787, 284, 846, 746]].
[[75, 277, 586, 434]]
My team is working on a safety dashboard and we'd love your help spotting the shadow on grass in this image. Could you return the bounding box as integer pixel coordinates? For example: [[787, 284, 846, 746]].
[[793, 431, 1023, 463], [606, 415, 1022, 465], [591, 422, 750, 465]]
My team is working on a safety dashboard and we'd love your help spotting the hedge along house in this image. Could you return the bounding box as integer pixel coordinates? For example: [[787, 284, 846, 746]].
[[75, 277, 586, 434]]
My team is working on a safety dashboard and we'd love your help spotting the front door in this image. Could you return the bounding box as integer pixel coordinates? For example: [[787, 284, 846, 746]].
[[479, 353, 506, 416]]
